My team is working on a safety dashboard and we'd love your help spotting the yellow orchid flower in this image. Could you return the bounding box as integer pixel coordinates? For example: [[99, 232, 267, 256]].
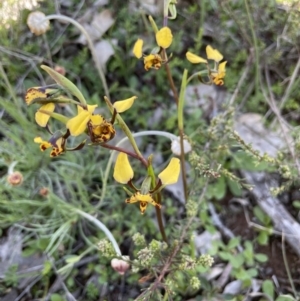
[[113, 153, 180, 214], [133, 27, 173, 71], [186, 45, 227, 86], [66, 105, 116, 143], [34, 136, 66, 157]]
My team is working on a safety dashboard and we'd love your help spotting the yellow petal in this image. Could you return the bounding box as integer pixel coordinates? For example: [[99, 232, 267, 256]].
[[90, 114, 105, 125], [113, 153, 134, 184], [133, 39, 143, 59], [78, 104, 97, 114], [206, 45, 223, 62], [144, 54, 162, 71], [34, 137, 52, 151], [186, 51, 207, 64], [158, 158, 180, 185], [25, 87, 47, 105], [66, 110, 91, 136], [113, 96, 137, 113], [35, 103, 55, 127], [156, 27, 173, 49], [218, 61, 227, 73]]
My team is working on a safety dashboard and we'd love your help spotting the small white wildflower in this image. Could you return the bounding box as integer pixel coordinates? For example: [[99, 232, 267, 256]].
[[27, 11, 50, 35], [171, 137, 192, 156]]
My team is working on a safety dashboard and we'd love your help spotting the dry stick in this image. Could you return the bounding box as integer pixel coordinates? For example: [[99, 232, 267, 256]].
[[228, 53, 253, 106], [279, 53, 300, 110], [264, 67, 300, 176]]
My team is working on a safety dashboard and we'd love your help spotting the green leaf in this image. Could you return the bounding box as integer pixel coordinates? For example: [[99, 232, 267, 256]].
[[276, 295, 295, 301], [230, 253, 244, 268], [246, 268, 258, 277], [253, 206, 270, 225], [228, 237, 241, 249], [227, 178, 243, 197], [50, 294, 65, 301], [262, 279, 274, 300], [42, 261, 52, 276], [41, 65, 86, 105], [219, 251, 232, 261], [292, 200, 300, 209], [65, 255, 81, 264], [257, 231, 269, 245], [255, 253, 268, 263]]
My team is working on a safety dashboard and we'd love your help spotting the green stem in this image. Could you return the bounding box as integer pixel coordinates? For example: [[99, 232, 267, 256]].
[[148, 163, 167, 243], [45, 14, 110, 99], [244, 0, 260, 95], [195, 0, 206, 53], [178, 69, 189, 203]]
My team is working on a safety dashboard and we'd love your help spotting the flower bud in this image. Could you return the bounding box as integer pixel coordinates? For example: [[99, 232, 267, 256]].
[[27, 11, 50, 36], [39, 187, 49, 197], [7, 171, 23, 186], [111, 256, 130, 275], [54, 65, 66, 76], [171, 137, 192, 156]]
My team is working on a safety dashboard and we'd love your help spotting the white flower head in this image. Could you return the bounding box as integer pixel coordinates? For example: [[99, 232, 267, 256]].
[[171, 137, 192, 156], [27, 11, 50, 36]]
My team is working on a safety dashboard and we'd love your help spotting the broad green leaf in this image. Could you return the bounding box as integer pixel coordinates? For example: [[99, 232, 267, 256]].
[[292, 200, 300, 209], [50, 294, 65, 301], [41, 65, 86, 105], [228, 237, 241, 249], [230, 253, 244, 268], [262, 279, 274, 300], [257, 231, 269, 245], [255, 253, 268, 263]]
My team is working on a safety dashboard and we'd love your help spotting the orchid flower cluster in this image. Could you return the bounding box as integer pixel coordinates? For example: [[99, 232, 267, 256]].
[[25, 8, 227, 223]]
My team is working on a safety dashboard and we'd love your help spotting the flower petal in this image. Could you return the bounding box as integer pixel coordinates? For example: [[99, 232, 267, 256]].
[[113, 96, 137, 113], [113, 153, 134, 184], [90, 114, 105, 125], [206, 45, 223, 62], [156, 27, 173, 49], [186, 52, 207, 64], [78, 104, 97, 114], [35, 103, 55, 127], [158, 158, 180, 185], [66, 110, 91, 136], [218, 61, 227, 73], [133, 39, 143, 59], [34, 136, 52, 151]]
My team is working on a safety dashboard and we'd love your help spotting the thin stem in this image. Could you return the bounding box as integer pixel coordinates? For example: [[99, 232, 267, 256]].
[[163, 50, 179, 105], [45, 15, 110, 98], [100, 143, 147, 164], [244, 0, 260, 95], [74, 209, 122, 256], [178, 69, 189, 203], [148, 162, 167, 242], [282, 234, 297, 296]]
